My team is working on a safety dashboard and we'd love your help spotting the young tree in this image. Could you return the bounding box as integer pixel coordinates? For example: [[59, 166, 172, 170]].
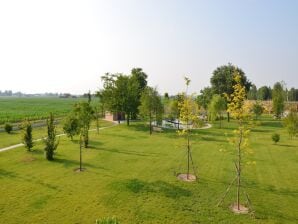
[[74, 101, 94, 148], [283, 110, 298, 139], [252, 101, 264, 120], [44, 113, 59, 160], [272, 82, 285, 119], [22, 120, 34, 151], [63, 114, 80, 140], [218, 73, 252, 212], [208, 94, 226, 128], [178, 77, 200, 181], [139, 87, 163, 135]]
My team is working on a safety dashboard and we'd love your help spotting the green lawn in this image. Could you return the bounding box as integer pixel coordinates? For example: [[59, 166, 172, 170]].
[[0, 120, 113, 149], [0, 118, 297, 223]]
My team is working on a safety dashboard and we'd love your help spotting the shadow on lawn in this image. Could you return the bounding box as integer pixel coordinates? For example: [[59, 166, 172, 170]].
[[53, 157, 103, 169], [98, 147, 158, 157], [118, 179, 192, 199], [0, 169, 18, 178], [0, 168, 59, 190]]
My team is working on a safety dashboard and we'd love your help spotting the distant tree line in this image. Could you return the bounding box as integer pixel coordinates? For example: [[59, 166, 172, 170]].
[[0, 90, 79, 98]]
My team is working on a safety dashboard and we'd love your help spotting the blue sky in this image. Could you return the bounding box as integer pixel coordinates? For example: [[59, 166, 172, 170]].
[[0, 0, 297, 94]]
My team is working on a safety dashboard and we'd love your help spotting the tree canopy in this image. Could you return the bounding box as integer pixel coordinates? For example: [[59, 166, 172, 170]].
[[211, 63, 252, 96]]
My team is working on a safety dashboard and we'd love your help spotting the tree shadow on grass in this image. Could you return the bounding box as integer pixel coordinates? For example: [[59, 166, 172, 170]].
[[0, 169, 18, 178], [98, 147, 158, 157], [200, 136, 227, 143], [53, 157, 102, 169], [261, 121, 283, 128], [276, 144, 297, 148], [117, 179, 192, 199], [0, 168, 59, 190]]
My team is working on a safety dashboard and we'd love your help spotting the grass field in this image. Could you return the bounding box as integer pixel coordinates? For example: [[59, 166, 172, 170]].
[[0, 97, 95, 125], [0, 118, 297, 223], [0, 120, 114, 149]]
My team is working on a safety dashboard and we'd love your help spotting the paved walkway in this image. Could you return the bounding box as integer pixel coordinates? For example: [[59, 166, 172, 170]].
[[0, 125, 117, 153]]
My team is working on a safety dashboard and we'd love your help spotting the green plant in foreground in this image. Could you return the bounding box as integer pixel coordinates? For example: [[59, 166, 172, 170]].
[[271, 133, 280, 144], [95, 217, 119, 224], [4, 123, 13, 134]]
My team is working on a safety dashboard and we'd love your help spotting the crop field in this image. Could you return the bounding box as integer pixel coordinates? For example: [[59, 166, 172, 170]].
[[0, 118, 297, 223], [0, 97, 95, 125]]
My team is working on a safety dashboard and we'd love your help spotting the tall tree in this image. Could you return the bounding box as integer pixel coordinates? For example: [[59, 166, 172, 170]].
[[131, 68, 148, 92], [44, 113, 59, 160], [210, 63, 251, 121], [211, 64, 251, 96], [139, 87, 163, 135], [272, 82, 285, 119], [247, 84, 257, 100], [131, 68, 148, 119], [208, 94, 226, 128], [196, 87, 213, 110], [100, 73, 140, 125], [257, 86, 271, 100]]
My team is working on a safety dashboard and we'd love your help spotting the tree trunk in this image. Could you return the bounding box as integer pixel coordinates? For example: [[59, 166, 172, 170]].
[[237, 128, 243, 210], [187, 133, 190, 179], [96, 109, 99, 134], [219, 112, 222, 128], [126, 113, 130, 126], [149, 112, 152, 135], [227, 112, 230, 122], [80, 135, 82, 171]]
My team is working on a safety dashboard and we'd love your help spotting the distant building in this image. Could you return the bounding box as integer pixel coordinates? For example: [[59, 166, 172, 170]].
[[105, 112, 125, 122]]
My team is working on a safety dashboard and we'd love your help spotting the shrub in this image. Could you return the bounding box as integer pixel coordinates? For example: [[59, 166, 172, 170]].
[[272, 133, 280, 144], [44, 113, 59, 160], [95, 217, 119, 224], [22, 120, 34, 151], [4, 123, 13, 134]]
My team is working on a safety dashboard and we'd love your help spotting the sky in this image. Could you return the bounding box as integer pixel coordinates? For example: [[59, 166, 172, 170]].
[[0, 0, 297, 95]]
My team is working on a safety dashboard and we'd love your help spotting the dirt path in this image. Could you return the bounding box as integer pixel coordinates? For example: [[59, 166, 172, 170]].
[[0, 124, 117, 153]]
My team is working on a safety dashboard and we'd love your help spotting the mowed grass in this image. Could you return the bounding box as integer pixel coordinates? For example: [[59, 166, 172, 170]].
[[0, 120, 114, 149], [0, 97, 90, 124], [0, 118, 297, 223]]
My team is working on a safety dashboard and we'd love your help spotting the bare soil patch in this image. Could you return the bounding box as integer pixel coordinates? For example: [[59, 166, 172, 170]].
[[177, 173, 197, 182], [74, 168, 86, 173], [21, 156, 36, 163], [230, 203, 249, 214]]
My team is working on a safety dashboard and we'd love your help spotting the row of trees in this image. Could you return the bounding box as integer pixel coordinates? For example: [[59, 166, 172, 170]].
[[247, 84, 298, 101], [196, 63, 291, 120], [98, 68, 148, 125]]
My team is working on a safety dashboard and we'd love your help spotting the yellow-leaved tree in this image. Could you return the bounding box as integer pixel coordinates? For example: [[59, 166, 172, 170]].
[[218, 72, 253, 214], [177, 77, 201, 181]]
